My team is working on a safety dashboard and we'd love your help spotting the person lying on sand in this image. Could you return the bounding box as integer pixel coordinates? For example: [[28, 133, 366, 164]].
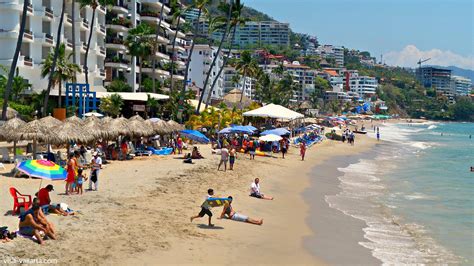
[[18, 204, 56, 244], [191, 147, 204, 159], [250, 178, 273, 200], [219, 196, 263, 225], [37, 185, 70, 216]]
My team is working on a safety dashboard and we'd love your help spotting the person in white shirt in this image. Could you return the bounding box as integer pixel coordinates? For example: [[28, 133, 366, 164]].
[[89, 152, 102, 191], [250, 178, 273, 200], [218, 146, 229, 172]]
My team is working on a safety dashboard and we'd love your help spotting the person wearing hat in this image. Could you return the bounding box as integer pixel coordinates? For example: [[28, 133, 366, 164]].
[[36, 185, 69, 216], [89, 151, 102, 191]]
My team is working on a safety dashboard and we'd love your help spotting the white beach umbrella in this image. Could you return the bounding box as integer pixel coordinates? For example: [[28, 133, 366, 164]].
[[259, 134, 282, 142], [84, 112, 104, 118]]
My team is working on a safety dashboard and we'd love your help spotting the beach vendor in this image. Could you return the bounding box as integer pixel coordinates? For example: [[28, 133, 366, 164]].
[[190, 189, 215, 227], [89, 152, 102, 191], [219, 196, 263, 225], [250, 178, 273, 200]]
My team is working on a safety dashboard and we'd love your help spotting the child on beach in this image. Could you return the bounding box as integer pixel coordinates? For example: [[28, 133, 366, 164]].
[[76, 169, 87, 195], [300, 142, 306, 161], [190, 189, 215, 227]]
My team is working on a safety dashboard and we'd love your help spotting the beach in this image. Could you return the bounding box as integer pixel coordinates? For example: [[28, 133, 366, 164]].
[[0, 128, 383, 265]]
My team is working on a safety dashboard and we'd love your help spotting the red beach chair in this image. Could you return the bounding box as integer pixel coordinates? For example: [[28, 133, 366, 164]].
[[9, 187, 32, 215]]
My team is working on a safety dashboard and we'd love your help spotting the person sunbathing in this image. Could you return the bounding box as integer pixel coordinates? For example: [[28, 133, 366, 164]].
[[191, 147, 204, 159], [18, 204, 56, 244], [218, 196, 263, 225]]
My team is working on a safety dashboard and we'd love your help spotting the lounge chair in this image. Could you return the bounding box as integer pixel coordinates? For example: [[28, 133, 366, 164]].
[[9, 187, 32, 215], [1, 148, 13, 163]]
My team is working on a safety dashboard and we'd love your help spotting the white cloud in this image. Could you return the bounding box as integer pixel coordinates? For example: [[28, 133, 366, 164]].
[[384, 45, 474, 70]]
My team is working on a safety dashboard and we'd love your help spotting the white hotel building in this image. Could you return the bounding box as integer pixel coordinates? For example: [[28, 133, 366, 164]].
[[0, 0, 187, 95], [0, 0, 107, 93], [187, 44, 225, 101]]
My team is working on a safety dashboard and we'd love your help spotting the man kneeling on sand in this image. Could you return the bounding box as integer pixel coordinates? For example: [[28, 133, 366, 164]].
[[250, 178, 273, 200], [18, 204, 56, 244], [219, 196, 263, 225], [37, 185, 70, 216]]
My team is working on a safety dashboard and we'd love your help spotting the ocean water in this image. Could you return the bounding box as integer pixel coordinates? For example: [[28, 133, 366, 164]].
[[326, 122, 474, 264]]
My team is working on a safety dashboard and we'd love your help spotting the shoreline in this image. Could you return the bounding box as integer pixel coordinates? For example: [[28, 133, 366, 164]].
[[303, 147, 381, 265]]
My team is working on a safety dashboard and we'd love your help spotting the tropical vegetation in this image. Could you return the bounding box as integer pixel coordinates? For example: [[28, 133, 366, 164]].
[[99, 93, 124, 117]]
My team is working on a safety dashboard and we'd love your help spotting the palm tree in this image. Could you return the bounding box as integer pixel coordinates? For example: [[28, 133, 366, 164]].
[[168, 0, 184, 92], [41, 44, 81, 108], [151, 1, 166, 93], [11, 68, 31, 102], [125, 23, 155, 92], [2, 0, 29, 120], [205, 0, 247, 108], [79, 0, 114, 85], [235, 50, 258, 104], [43, 0, 67, 116], [196, 1, 234, 114], [99, 93, 124, 117], [180, 0, 210, 97]]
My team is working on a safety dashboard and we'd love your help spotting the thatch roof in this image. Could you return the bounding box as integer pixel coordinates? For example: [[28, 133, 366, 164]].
[[147, 119, 172, 135], [0, 117, 26, 141], [48, 120, 93, 144], [167, 120, 184, 132], [38, 115, 62, 130], [129, 114, 145, 121], [13, 119, 52, 142], [128, 118, 154, 137], [66, 115, 85, 126], [223, 89, 252, 109], [106, 117, 131, 136], [0, 107, 19, 120], [83, 116, 109, 139]]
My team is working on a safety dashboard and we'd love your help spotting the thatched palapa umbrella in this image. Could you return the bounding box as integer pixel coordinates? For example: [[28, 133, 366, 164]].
[[66, 115, 85, 126], [106, 117, 131, 137], [48, 120, 93, 145], [83, 116, 108, 140], [0, 117, 26, 160], [167, 120, 184, 132], [150, 119, 172, 135], [39, 115, 62, 129], [13, 119, 54, 157], [0, 107, 19, 120]]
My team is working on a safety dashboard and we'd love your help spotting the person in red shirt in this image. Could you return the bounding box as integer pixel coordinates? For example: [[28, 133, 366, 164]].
[[37, 185, 69, 216]]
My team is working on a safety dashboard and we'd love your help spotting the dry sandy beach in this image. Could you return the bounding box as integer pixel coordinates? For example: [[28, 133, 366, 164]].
[[0, 131, 380, 265]]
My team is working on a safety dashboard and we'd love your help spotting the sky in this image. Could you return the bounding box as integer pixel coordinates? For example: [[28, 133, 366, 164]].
[[242, 0, 474, 70]]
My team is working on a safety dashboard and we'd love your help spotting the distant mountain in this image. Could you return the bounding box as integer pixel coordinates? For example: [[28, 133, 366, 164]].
[[181, 0, 275, 22], [445, 66, 474, 81]]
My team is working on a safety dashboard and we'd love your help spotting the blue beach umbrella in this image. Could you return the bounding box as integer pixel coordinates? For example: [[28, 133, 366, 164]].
[[218, 127, 233, 134], [260, 128, 290, 136], [180, 129, 210, 144]]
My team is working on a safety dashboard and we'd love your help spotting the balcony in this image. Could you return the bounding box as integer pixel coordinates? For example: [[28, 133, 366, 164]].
[[66, 39, 73, 50], [81, 18, 89, 30], [167, 44, 186, 53], [27, 3, 33, 14], [111, 4, 128, 14], [106, 17, 131, 32], [154, 50, 170, 60], [99, 68, 106, 78], [98, 5, 106, 14], [23, 56, 33, 67], [66, 14, 73, 25], [105, 57, 129, 70], [95, 45, 106, 57], [23, 29, 34, 42], [105, 37, 127, 51], [141, 0, 171, 13], [97, 24, 106, 35], [80, 42, 87, 53], [38, 33, 54, 47]]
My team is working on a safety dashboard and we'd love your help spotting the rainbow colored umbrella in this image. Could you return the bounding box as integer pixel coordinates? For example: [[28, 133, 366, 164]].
[[16, 160, 67, 180]]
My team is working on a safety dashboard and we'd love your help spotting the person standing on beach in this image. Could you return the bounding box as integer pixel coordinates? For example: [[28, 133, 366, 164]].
[[281, 138, 288, 159], [376, 128, 380, 141], [89, 152, 102, 191], [177, 136, 183, 154], [190, 188, 215, 227], [300, 142, 306, 161], [229, 146, 236, 170], [65, 153, 77, 195], [218, 146, 229, 171]]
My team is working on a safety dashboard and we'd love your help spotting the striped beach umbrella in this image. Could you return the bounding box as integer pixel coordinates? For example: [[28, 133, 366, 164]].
[[16, 160, 67, 180]]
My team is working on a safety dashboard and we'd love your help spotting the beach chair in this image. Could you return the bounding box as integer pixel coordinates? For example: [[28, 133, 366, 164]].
[[1, 148, 13, 163], [9, 187, 32, 215], [0, 162, 5, 170]]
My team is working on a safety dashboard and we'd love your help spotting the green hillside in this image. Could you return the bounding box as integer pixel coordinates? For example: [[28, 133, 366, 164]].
[[181, 0, 275, 21]]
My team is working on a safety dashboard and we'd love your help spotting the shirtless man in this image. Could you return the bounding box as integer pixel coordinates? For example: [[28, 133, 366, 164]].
[[18, 204, 56, 244]]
